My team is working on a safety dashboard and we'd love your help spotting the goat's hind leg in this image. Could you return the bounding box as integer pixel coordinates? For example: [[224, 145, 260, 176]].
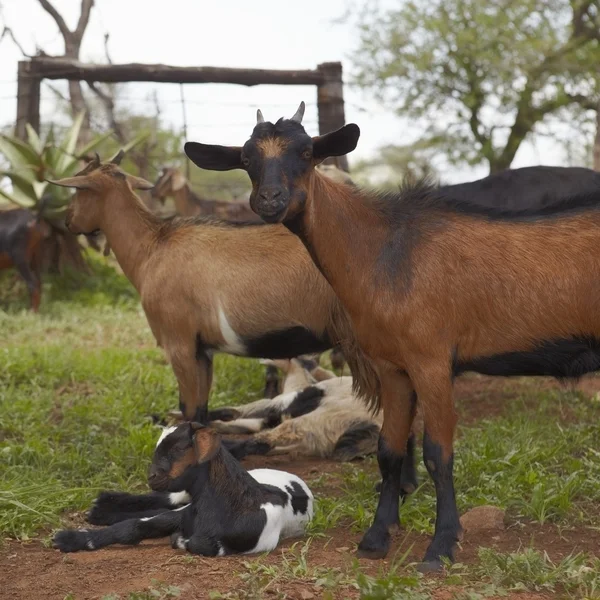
[[357, 369, 416, 560], [54, 508, 185, 553]]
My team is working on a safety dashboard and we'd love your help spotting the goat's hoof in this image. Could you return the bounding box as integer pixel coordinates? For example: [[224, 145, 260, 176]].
[[170, 533, 187, 550], [416, 560, 444, 574], [356, 546, 389, 560], [52, 530, 86, 553], [356, 527, 390, 560]]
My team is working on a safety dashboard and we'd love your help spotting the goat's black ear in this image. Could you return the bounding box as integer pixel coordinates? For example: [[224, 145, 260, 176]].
[[312, 124, 360, 163], [193, 427, 221, 463], [185, 141, 243, 171]]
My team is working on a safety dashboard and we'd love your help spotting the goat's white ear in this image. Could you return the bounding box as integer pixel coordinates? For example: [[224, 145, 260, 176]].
[[126, 175, 155, 191], [191, 425, 221, 463], [171, 171, 187, 192], [46, 176, 96, 190]]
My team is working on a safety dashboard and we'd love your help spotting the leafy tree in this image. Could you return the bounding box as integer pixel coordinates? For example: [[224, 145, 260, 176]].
[[350, 0, 600, 173]]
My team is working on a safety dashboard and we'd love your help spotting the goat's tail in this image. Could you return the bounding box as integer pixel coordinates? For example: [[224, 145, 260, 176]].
[[331, 421, 380, 462]]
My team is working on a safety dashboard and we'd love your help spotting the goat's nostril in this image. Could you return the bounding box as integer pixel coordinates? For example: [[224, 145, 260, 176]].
[[259, 189, 282, 201]]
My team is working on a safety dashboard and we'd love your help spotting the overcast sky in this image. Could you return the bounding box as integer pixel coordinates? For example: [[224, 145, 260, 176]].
[[0, 0, 573, 183]]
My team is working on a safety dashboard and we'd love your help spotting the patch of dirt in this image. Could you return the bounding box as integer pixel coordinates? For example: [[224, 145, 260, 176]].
[[2, 375, 599, 600], [1, 505, 598, 600]]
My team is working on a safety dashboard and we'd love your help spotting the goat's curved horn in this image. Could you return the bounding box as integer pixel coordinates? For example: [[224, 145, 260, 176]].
[[92, 152, 101, 168], [256, 109, 265, 124], [290, 101, 305, 124], [111, 149, 125, 165]]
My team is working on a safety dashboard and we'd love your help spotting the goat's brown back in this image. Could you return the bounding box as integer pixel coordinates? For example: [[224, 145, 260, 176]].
[[141, 220, 336, 349]]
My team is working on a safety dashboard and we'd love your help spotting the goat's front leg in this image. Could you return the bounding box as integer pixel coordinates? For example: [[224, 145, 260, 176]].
[[263, 363, 280, 399], [53, 508, 186, 553], [87, 490, 190, 525], [169, 344, 213, 424], [357, 369, 416, 560], [411, 359, 462, 572]]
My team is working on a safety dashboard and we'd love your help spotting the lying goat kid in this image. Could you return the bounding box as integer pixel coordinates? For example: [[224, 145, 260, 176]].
[[53, 423, 313, 555]]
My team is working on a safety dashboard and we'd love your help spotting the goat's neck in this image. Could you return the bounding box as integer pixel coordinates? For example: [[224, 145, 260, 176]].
[[287, 172, 386, 318], [172, 184, 197, 216], [195, 451, 263, 505], [99, 190, 159, 290]]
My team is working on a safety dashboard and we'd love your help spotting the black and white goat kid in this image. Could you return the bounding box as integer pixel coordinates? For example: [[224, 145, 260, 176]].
[[52, 423, 314, 555]]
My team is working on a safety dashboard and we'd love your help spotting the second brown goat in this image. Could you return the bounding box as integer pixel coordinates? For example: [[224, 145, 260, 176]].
[[47, 153, 346, 425]]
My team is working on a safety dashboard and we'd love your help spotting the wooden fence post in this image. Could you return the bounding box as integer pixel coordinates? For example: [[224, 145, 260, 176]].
[[316, 62, 349, 172], [15, 61, 41, 140]]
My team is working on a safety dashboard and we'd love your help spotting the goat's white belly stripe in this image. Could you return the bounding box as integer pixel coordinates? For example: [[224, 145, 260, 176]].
[[139, 503, 189, 522], [218, 306, 246, 355], [248, 503, 283, 554]]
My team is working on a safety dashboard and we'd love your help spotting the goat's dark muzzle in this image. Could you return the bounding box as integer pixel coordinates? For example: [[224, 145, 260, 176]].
[[253, 187, 288, 223], [147, 466, 169, 492]]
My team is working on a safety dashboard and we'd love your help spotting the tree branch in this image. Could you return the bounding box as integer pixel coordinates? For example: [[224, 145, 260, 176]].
[[0, 26, 34, 57], [37, 0, 72, 43], [74, 0, 94, 42]]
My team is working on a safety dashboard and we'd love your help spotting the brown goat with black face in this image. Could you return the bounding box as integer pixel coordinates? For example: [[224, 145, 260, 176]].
[[46, 153, 347, 424], [184, 102, 600, 572]]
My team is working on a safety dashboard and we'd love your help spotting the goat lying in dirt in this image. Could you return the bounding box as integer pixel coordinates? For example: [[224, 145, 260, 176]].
[[209, 358, 385, 462], [53, 423, 313, 555]]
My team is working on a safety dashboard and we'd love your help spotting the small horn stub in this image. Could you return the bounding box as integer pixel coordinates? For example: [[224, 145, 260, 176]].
[[256, 109, 265, 124], [92, 152, 101, 168], [111, 149, 125, 165], [290, 101, 305, 124]]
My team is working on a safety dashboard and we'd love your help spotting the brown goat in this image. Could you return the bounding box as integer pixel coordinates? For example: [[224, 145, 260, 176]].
[[151, 167, 260, 222], [183, 102, 600, 571], [0, 206, 51, 311], [46, 153, 348, 425]]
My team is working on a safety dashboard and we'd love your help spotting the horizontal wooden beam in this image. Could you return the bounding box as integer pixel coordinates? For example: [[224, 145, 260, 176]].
[[28, 58, 328, 87]]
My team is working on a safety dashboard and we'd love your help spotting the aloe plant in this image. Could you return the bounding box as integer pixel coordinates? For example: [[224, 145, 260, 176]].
[[0, 112, 149, 218]]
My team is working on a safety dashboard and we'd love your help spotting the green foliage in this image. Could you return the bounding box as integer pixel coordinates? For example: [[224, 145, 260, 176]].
[[0, 250, 139, 313], [476, 548, 600, 597], [349, 0, 600, 173], [0, 112, 149, 216]]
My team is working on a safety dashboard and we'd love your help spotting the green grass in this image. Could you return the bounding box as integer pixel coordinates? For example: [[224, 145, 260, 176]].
[[2, 260, 600, 598]]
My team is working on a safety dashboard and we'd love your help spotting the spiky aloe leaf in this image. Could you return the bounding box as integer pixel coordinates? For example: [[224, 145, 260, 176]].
[[0, 135, 41, 182], [55, 112, 85, 174]]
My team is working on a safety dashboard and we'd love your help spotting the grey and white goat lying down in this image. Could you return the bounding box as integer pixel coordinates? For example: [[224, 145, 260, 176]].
[[53, 423, 314, 556], [208, 358, 385, 462]]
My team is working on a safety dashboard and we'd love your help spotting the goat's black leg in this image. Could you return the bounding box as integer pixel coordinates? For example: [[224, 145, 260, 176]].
[[221, 438, 272, 460], [263, 364, 280, 399], [13, 256, 41, 312], [357, 371, 415, 560], [86, 490, 189, 525], [418, 431, 461, 572], [414, 367, 462, 572], [54, 508, 186, 552], [330, 346, 345, 372]]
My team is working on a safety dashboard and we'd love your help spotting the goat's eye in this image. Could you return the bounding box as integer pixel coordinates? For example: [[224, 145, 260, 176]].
[[302, 150, 312, 160], [242, 157, 250, 167]]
